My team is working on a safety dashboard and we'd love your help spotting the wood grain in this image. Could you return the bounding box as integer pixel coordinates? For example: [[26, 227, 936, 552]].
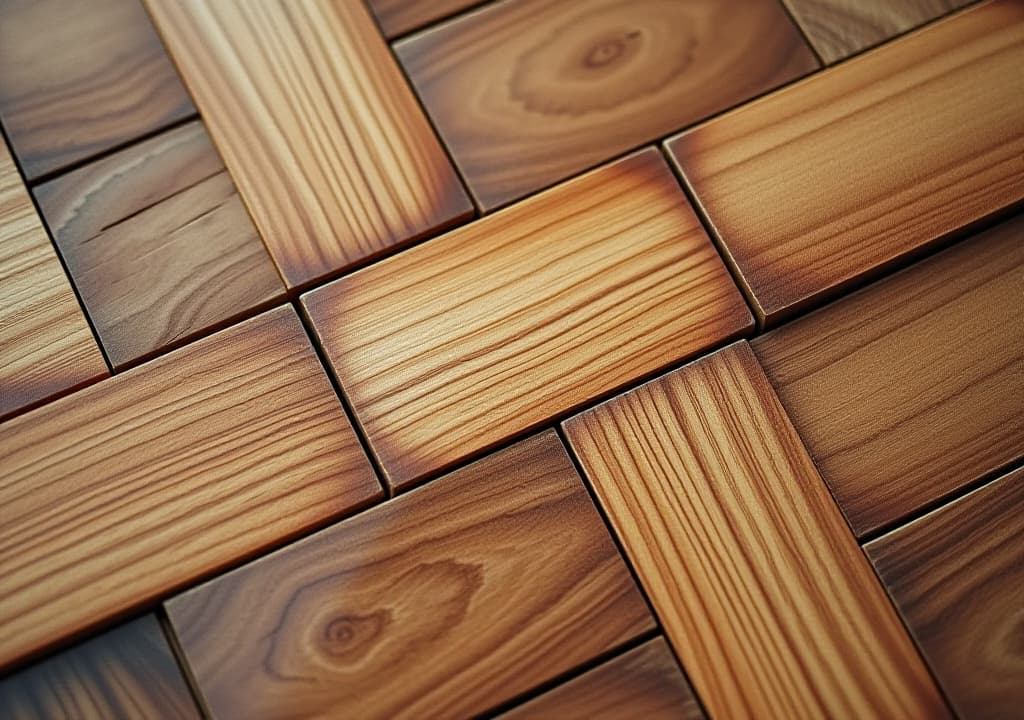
[[396, 0, 818, 210], [0, 616, 198, 719], [144, 0, 473, 288], [303, 150, 752, 490], [752, 215, 1024, 537], [367, 0, 480, 38], [167, 431, 654, 719], [564, 342, 947, 719], [866, 467, 1024, 719], [0, 0, 194, 181], [35, 121, 286, 368], [0, 306, 381, 671], [667, 0, 1024, 324]]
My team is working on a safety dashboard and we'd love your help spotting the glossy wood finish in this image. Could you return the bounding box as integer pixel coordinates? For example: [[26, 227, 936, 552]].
[[35, 122, 285, 368], [866, 468, 1024, 719], [167, 431, 654, 719], [0, 306, 381, 670], [145, 0, 473, 288], [368, 0, 479, 38], [753, 216, 1024, 537], [667, 0, 1024, 324], [564, 342, 946, 719], [396, 0, 818, 210], [304, 150, 752, 489]]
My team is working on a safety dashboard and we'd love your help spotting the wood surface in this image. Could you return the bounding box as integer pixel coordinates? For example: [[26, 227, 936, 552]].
[[303, 150, 752, 490], [866, 467, 1024, 719], [0, 306, 381, 671], [144, 0, 473, 288], [752, 215, 1024, 537], [367, 0, 480, 38], [35, 122, 286, 368], [396, 0, 818, 210], [667, 0, 1024, 324], [0, 0, 194, 180], [564, 342, 946, 719], [167, 431, 654, 720]]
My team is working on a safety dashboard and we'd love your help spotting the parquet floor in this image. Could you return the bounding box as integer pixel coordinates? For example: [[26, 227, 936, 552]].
[[0, 1, 1020, 718]]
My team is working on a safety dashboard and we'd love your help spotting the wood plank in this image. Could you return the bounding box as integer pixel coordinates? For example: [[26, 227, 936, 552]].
[[752, 215, 1024, 537], [666, 0, 1024, 324], [167, 431, 654, 719], [144, 0, 473, 288], [0, 0, 194, 181], [0, 306, 381, 671], [367, 0, 479, 38], [865, 467, 1024, 719], [396, 0, 817, 210], [35, 122, 286, 368], [303, 150, 753, 490], [563, 342, 946, 719]]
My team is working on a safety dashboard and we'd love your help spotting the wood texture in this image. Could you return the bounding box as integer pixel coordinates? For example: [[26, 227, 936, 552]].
[[396, 0, 818, 210], [304, 150, 752, 490], [0, 306, 381, 671], [667, 0, 1024, 324], [167, 431, 654, 720], [144, 0, 473, 288], [367, 0, 480, 38], [0, 0, 194, 180], [35, 121, 286, 368], [564, 342, 946, 719], [866, 468, 1024, 719], [752, 215, 1024, 537]]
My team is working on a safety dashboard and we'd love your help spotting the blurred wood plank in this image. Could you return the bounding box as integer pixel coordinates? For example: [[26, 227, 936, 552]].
[[367, 0, 479, 38]]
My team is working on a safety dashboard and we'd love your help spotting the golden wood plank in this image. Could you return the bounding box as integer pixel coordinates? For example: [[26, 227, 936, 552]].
[[367, 0, 479, 38]]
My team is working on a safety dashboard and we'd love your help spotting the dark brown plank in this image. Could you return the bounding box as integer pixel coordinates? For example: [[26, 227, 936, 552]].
[[367, 0, 479, 38]]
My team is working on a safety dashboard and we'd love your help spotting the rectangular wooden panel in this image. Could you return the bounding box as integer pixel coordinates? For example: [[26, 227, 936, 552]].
[[367, 0, 479, 38], [667, 0, 1024, 324], [145, 0, 473, 288], [564, 342, 946, 719], [303, 150, 753, 490], [752, 216, 1024, 537], [167, 431, 654, 719], [0, 306, 381, 671]]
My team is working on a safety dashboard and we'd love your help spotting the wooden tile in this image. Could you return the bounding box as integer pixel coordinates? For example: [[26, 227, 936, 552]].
[[866, 467, 1024, 718], [564, 342, 946, 719], [144, 0, 473, 288], [303, 150, 752, 490], [667, 0, 1024, 324], [0, 616, 198, 719], [167, 431, 654, 719], [0, 0, 194, 181], [0, 306, 381, 671], [367, 0, 479, 38], [35, 122, 286, 368], [752, 215, 1024, 537], [396, 0, 818, 210]]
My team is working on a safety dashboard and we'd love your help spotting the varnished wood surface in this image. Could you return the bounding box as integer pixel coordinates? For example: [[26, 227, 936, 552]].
[[564, 342, 946, 719], [753, 215, 1024, 537], [396, 0, 818, 210], [667, 0, 1024, 324], [35, 122, 286, 368], [304, 150, 752, 490], [367, 0, 480, 38], [167, 431, 654, 719], [0, 306, 381, 671], [145, 0, 473, 288]]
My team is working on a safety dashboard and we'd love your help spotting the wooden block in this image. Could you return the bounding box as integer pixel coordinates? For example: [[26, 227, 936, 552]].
[[752, 216, 1024, 537], [0, 616, 198, 719], [367, 0, 479, 38], [167, 431, 654, 719], [0, 306, 381, 671], [396, 0, 817, 210], [35, 122, 286, 368], [303, 150, 752, 490], [0, 0, 194, 180], [564, 342, 947, 719], [144, 0, 473, 288], [866, 467, 1024, 719], [667, 0, 1024, 324]]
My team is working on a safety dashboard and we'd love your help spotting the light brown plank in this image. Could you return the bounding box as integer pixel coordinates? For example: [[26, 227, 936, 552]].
[[564, 342, 946, 719], [144, 0, 473, 288], [303, 150, 752, 490], [367, 0, 479, 38], [667, 0, 1024, 324]]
